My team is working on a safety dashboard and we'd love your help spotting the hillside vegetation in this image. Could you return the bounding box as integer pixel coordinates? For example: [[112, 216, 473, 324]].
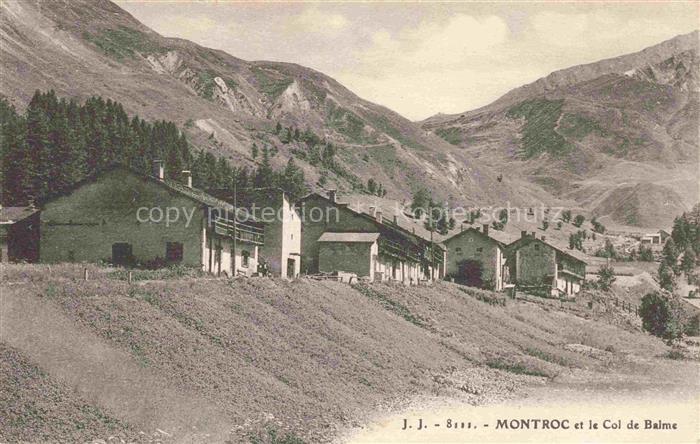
[[1, 264, 687, 442], [0, 0, 542, 207], [422, 31, 699, 228]]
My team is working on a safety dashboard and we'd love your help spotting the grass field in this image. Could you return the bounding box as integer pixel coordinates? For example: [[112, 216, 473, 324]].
[[1, 264, 696, 443]]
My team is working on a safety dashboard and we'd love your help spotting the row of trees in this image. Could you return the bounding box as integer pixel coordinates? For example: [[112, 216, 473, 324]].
[[410, 188, 455, 235], [657, 205, 699, 293], [0, 90, 308, 207]]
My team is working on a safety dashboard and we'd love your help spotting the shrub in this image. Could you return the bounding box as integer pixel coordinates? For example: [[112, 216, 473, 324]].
[[638, 245, 654, 261], [684, 314, 700, 336], [665, 349, 685, 360], [639, 292, 684, 341], [561, 210, 571, 223], [573, 215, 585, 227], [658, 262, 676, 292], [248, 427, 306, 444], [597, 264, 616, 291]]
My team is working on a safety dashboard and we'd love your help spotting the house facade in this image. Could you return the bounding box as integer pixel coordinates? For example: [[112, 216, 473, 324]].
[[298, 191, 445, 283], [40, 164, 263, 276], [227, 188, 301, 279], [0, 206, 40, 263], [507, 232, 587, 297], [443, 225, 507, 291]]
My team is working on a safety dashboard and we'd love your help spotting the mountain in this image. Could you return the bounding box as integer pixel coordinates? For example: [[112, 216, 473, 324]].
[[0, 0, 553, 209], [422, 31, 699, 228]]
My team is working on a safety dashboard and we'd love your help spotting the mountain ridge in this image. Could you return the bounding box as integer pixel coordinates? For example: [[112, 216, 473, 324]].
[[421, 31, 699, 228], [1, 0, 696, 228], [2, 0, 554, 210]]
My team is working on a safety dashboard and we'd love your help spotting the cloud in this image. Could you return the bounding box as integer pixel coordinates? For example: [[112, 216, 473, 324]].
[[149, 14, 220, 40], [531, 10, 682, 49], [342, 14, 514, 118], [286, 8, 349, 36], [359, 14, 509, 71]]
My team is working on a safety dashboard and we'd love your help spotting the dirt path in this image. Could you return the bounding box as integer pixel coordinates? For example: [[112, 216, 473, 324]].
[[0, 290, 230, 442]]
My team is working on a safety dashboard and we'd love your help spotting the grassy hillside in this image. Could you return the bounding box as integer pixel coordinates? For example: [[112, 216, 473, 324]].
[[1, 264, 688, 442]]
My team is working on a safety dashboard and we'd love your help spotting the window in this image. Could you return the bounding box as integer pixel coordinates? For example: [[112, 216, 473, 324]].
[[534, 244, 540, 251], [242, 250, 250, 267], [476, 247, 483, 253], [455, 247, 463, 255], [166, 242, 184, 263]]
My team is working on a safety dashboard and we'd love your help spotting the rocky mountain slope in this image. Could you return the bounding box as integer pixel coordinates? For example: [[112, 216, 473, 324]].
[[0, 0, 552, 208], [423, 31, 699, 228]]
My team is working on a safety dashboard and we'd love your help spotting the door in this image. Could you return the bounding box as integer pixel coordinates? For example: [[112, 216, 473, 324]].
[[457, 259, 483, 288], [112, 243, 132, 266], [287, 258, 296, 278]]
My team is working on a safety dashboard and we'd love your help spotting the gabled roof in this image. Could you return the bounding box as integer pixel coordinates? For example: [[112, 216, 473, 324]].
[[0, 206, 39, 224], [443, 226, 506, 248], [507, 235, 588, 265], [318, 232, 380, 243], [40, 164, 258, 222], [299, 192, 446, 251]]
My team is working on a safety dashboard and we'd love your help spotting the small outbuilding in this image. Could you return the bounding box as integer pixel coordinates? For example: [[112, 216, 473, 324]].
[[317, 232, 380, 280]]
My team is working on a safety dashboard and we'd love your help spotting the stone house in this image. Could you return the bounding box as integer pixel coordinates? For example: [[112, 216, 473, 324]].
[[507, 232, 587, 297], [213, 187, 301, 279], [40, 163, 263, 276], [0, 205, 40, 263], [443, 224, 507, 291], [298, 191, 445, 283]]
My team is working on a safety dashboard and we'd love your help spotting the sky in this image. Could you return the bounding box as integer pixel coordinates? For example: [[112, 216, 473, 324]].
[[116, 1, 698, 121]]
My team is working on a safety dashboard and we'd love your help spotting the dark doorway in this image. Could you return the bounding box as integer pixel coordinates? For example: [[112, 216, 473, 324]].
[[456, 259, 483, 288], [286, 258, 296, 278], [166, 241, 184, 263], [112, 242, 132, 266]]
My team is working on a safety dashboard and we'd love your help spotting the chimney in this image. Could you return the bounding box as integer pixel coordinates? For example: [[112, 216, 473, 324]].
[[327, 189, 337, 203], [521, 230, 528, 238], [531, 231, 536, 237], [369, 206, 376, 217], [393, 214, 398, 224], [412, 227, 415, 234], [376, 209, 383, 223], [482, 224, 489, 236], [153, 160, 164, 180], [181, 170, 192, 188], [541, 235, 546, 242], [460, 222, 465, 232]]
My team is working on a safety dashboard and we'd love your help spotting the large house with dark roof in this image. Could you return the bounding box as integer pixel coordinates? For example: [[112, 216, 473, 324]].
[[506, 232, 587, 297], [298, 190, 446, 283], [40, 162, 264, 275], [443, 224, 508, 291]]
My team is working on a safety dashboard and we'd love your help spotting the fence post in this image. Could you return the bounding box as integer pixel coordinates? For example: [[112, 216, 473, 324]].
[[83, 267, 89, 281]]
